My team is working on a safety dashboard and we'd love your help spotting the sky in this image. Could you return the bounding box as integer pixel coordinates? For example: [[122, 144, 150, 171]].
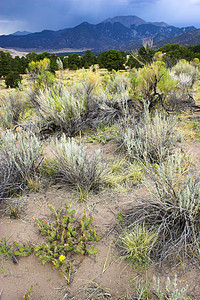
[[0, 0, 200, 35]]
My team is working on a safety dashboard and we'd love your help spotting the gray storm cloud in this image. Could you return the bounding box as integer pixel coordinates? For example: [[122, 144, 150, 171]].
[[0, 0, 199, 35]]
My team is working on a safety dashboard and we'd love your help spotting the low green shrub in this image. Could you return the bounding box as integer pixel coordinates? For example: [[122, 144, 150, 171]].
[[33, 202, 100, 279]]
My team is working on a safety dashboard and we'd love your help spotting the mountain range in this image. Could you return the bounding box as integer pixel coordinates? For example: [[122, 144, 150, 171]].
[[0, 15, 198, 52]]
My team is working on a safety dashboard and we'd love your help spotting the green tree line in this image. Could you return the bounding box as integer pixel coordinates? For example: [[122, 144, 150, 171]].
[[1, 45, 200, 88]]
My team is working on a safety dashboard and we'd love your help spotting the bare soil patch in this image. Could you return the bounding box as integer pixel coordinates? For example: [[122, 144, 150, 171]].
[[1, 137, 200, 299]]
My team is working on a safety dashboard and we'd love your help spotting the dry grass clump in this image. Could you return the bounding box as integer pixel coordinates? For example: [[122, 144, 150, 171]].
[[44, 135, 106, 200], [0, 130, 42, 199], [105, 157, 143, 191], [69, 281, 112, 299], [118, 151, 200, 268]]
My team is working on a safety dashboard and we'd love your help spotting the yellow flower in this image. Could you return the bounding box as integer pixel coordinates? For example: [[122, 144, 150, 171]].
[[59, 255, 66, 262]]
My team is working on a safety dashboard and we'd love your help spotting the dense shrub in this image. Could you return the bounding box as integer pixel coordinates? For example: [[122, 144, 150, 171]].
[[5, 71, 22, 88], [118, 104, 179, 164], [46, 135, 106, 200], [0, 130, 42, 199], [34, 85, 86, 136], [119, 151, 200, 267], [0, 89, 27, 129]]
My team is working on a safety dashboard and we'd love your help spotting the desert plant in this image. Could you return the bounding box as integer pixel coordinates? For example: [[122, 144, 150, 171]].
[[0, 130, 42, 199], [118, 104, 179, 164], [5, 71, 22, 88], [105, 157, 143, 191], [129, 278, 152, 299], [133, 61, 170, 111], [168, 60, 199, 110], [0, 89, 27, 129], [48, 135, 106, 200], [0, 238, 33, 261], [80, 70, 136, 129], [130, 59, 199, 112], [119, 223, 157, 268], [33, 202, 100, 278], [155, 275, 191, 300], [119, 151, 200, 267], [84, 124, 117, 145], [70, 282, 112, 300], [27, 58, 55, 89], [34, 85, 87, 136], [23, 286, 33, 300], [102, 71, 130, 96], [128, 275, 191, 300]]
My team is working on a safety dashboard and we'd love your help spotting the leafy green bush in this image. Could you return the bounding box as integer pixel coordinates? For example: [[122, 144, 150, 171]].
[[129, 59, 199, 112], [0, 237, 33, 260], [27, 58, 55, 89], [5, 71, 22, 88]]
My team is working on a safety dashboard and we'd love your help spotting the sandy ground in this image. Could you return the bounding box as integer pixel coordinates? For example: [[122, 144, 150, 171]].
[[1, 136, 200, 299]]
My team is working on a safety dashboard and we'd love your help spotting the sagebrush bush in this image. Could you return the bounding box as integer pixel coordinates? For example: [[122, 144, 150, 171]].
[[0, 90, 27, 129], [48, 135, 106, 200], [101, 71, 131, 97], [0, 130, 42, 199], [120, 151, 200, 267], [118, 104, 179, 164], [34, 85, 86, 136], [167, 59, 199, 110], [155, 275, 191, 300]]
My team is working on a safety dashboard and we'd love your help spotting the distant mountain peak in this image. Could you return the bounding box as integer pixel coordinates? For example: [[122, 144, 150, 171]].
[[102, 15, 146, 28], [0, 15, 197, 52], [12, 31, 31, 36]]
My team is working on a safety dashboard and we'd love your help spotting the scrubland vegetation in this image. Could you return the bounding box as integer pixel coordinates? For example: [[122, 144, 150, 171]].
[[0, 46, 200, 299]]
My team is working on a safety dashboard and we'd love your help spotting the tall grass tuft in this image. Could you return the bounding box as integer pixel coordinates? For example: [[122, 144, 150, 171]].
[[119, 223, 157, 267]]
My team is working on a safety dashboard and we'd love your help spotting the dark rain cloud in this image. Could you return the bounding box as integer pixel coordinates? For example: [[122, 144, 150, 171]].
[[0, 0, 199, 35]]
